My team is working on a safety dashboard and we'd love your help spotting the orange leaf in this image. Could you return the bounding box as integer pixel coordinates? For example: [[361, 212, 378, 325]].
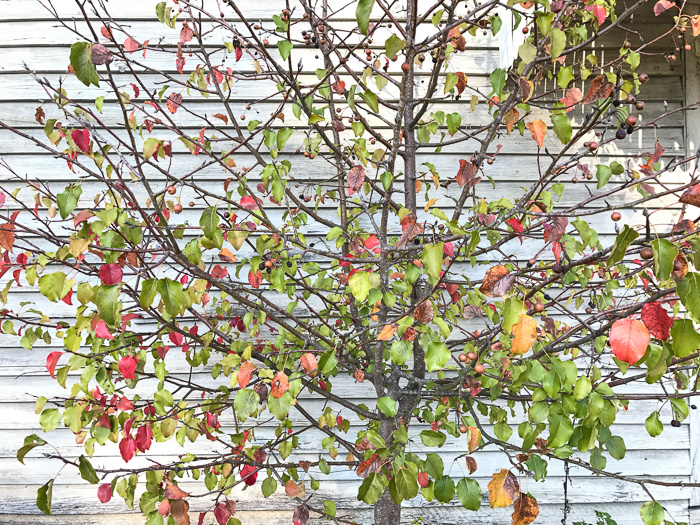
[[377, 323, 399, 341], [504, 108, 519, 134], [270, 371, 289, 398], [285, 480, 305, 499], [213, 113, 228, 124], [467, 426, 481, 453], [479, 265, 515, 297], [413, 301, 434, 324], [583, 75, 614, 104], [679, 184, 700, 208], [218, 248, 238, 262], [237, 361, 257, 389], [170, 499, 190, 525], [456, 72, 468, 95], [300, 352, 318, 376], [163, 479, 189, 500], [512, 493, 540, 525], [525, 120, 546, 148], [511, 314, 537, 355], [610, 318, 650, 364], [560, 87, 582, 113], [488, 469, 520, 508]]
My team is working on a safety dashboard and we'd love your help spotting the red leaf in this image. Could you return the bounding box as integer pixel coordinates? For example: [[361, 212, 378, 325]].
[[99, 263, 123, 285], [46, 351, 63, 379], [248, 269, 262, 288], [347, 165, 366, 195], [641, 302, 673, 341], [610, 318, 650, 364], [240, 464, 258, 485], [167, 93, 183, 114], [506, 218, 524, 243], [169, 331, 184, 346], [100, 26, 112, 40], [333, 80, 346, 94], [654, 0, 674, 15], [119, 436, 137, 462], [119, 355, 138, 380], [240, 195, 259, 209], [123, 38, 139, 53], [116, 396, 134, 411], [176, 57, 186, 73], [180, 25, 194, 43], [237, 361, 257, 388], [73, 209, 95, 227], [62, 289, 73, 305], [585, 4, 608, 25], [131, 83, 140, 98], [456, 159, 480, 188], [559, 88, 582, 113], [97, 484, 112, 503], [95, 320, 114, 340], [235, 47, 243, 62], [418, 472, 430, 488], [71, 129, 91, 154], [136, 425, 153, 452]]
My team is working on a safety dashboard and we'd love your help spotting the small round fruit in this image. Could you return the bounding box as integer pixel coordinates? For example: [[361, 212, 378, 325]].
[[552, 263, 564, 273], [671, 419, 681, 428], [636, 101, 645, 110], [641, 247, 654, 260], [189, 201, 195, 207], [474, 363, 485, 374], [467, 352, 476, 360], [167, 186, 176, 195], [522, 26, 529, 34], [401, 62, 410, 72], [460, 424, 468, 434], [528, 258, 537, 267], [624, 95, 636, 104], [623, 40, 631, 49], [639, 73, 649, 83], [625, 115, 638, 127], [674, 259, 683, 271], [616, 129, 628, 140], [173, 203, 183, 213], [611, 211, 622, 221], [585, 307, 593, 314], [534, 302, 545, 313], [459, 353, 468, 362], [685, 44, 692, 51], [589, 141, 599, 151]]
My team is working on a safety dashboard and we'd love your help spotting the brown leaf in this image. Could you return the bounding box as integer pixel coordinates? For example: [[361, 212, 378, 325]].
[[525, 120, 546, 149], [347, 165, 366, 195], [465, 456, 478, 474], [583, 75, 614, 104], [170, 499, 190, 525], [467, 426, 481, 453], [672, 219, 694, 235], [413, 300, 434, 324], [35, 106, 46, 125], [519, 78, 534, 103], [164, 479, 190, 500], [544, 216, 568, 243], [397, 223, 424, 247], [298, 460, 312, 472], [512, 493, 540, 525], [488, 469, 520, 508], [90, 44, 113, 65], [377, 323, 399, 341], [479, 265, 515, 297], [285, 480, 305, 499], [456, 159, 480, 188], [559, 87, 582, 113], [356, 453, 384, 478], [680, 184, 700, 208], [213, 113, 228, 124], [456, 72, 468, 95], [463, 305, 484, 320]]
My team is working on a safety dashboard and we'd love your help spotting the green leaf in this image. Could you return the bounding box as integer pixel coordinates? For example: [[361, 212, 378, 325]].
[[385, 35, 406, 59], [607, 225, 639, 267], [95, 96, 104, 113], [377, 397, 397, 417], [78, 456, 99, 484], [392, 469, 418, 502], [37, 479, 54, 515], [156, 279, 182, 318], [261, 477, 277, 497], [651, 239, 679, 282], [525, 454, 548, 481], [519, 41, 537, 63], [670, 319, 700, 358], [199, 206, 219, 240], [233, 389, 259, 421], [348, 271, 370, 302], [359, 90, 379, 113], [323, 500, 336, 516], [547, 413, 573, 448], [489, 69, 506, 95], [425, 341, 449, 372], [358, 473, 385, 504], [424, 453, 444, 479], [605, 436, 626, 460], [639, 501, 665, 525], [557, 66, 574, 89], [456, 478, 481, 510], [573, 376, 592, 401], [678, 273, 700, 322], [143, 138, 161, 159], [551, 113, 572, 144], [549, 28, 566, 58], [434, 476, 455, 503], [422, 243, 444, 279], [356, 0, 375, 35], [645, 412, 663, 437], [277, 40, 293, 60], [70, 42, 99, 87], [595, 164, 612, 188], [420, 430, 446, 447], [96, 284, 121, 326], [390, 340, 412, 365], [17, 434, 47, 464], [276, 128, 293, 150]]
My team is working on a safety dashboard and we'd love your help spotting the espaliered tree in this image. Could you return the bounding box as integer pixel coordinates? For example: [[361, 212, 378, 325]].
[[2, 0, 700, 523]]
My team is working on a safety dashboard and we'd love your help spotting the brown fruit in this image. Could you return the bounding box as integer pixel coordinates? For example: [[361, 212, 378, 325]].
[[636, 101, 645, 110], [167, 186, 176, 195], [623, 40, 631, 49], [639, 73, 649, 83], [474, 363, 485, 374], [522, 27, 529, 34], [459, 424, 468, 433], [611, 211, 622, 221], [674, 260, 683, 271], [534, 302, 544, 313], [173, 203, 183, 213], [625, 115, 638, 127], [401, 62, 410, 72], [459, 353, 468, 362], [589, 141, 599, 151], [552, 263, 564, 273], [641, 247, 653, 259], [528, 258, 537, 267], [467, 352, 476, 360]]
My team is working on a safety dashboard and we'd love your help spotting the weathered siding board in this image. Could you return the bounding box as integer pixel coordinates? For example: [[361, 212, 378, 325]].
[[0, 0, 694, 524]]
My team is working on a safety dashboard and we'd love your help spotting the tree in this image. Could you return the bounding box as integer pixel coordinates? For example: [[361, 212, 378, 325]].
[[2, 0, 700, 523]]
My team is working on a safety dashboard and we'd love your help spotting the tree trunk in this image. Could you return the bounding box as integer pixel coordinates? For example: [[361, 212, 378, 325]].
[[374, 490, 402, 524]]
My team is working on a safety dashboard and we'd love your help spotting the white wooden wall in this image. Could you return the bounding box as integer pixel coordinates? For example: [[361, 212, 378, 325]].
[[0, 0, 697, 523]]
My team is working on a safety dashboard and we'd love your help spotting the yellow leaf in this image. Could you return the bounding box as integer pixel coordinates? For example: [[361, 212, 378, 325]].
[[511, 314, 537, 355], [377, 323, 399, 341], [424, 198, 438, 212], [467, 426, 481, 453], [488, 469, 520, 508], [69, 238, 90, 257]]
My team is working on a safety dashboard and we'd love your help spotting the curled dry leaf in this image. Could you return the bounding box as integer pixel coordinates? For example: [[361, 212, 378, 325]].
[[285, 480, 306, 499], [511, 314, 537, 355], [463, 305, 484, 320], [583, 75, 614, 104], [467, 426, 481, 453], [413, 300, 434, 324], [465, 456, 478, 474], [679, 185, 700, 208], [512, 493, 540, 525], [610, 318, 650, 364], [455, 72, 468, 95], [488, 469, 520, 508], [90, 44, 113, 65], [377, 322, 399, 341], [170, 499, 190, 525], [213, 113, 228, 124], [479, 265, 516, 297], [672, 253, 689, 281], [456, 159, 480, 188], [164, 479, 190, 500]]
